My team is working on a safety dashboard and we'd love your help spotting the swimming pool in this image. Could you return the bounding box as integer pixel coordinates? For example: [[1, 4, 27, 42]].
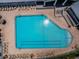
[[15, 15, 72, 48]]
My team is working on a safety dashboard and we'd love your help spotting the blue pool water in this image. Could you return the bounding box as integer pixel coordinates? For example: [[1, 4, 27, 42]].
[[15, 15, 72, 48]]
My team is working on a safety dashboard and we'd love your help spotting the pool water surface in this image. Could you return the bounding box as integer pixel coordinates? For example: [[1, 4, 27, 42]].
[[15, 15, 72, 48]]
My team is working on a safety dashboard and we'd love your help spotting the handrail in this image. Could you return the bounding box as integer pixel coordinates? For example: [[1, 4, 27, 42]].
[[54, 0, 57, 6], [62, 0, 68, 6]]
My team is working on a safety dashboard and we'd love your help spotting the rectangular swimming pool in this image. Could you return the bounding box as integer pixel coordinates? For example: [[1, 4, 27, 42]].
[[15, 15, 72, 48]]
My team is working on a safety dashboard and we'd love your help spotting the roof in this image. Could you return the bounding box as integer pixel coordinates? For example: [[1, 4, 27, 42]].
[[0, 0, 53, 7], [0, 0, 37, 3], [0, 0, 50, 3], [71, 1, 79, 21]]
